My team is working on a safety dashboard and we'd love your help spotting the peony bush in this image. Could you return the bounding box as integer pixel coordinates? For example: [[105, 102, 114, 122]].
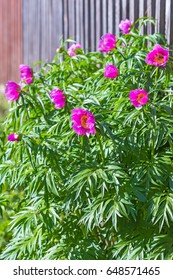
[[1, 17, 173, 260]]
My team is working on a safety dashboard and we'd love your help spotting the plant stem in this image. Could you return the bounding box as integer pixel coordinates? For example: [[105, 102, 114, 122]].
[[96, 132, 105, 163]]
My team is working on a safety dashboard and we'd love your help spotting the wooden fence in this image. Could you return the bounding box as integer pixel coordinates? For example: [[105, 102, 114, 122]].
[[1, 0, 173, 84]]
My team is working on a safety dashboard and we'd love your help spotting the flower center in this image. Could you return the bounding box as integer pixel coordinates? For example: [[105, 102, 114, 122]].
[[154, 53, 164, 64], [137, 93, 146, 103], [81, 115, 88, 129]]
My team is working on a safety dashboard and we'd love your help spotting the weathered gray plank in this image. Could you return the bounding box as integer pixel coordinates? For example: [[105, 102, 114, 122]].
[[79, 0, 85, 49], [108, 0, 114, 34], [159, 0, 166, 35], [63, 0, 69, 43], [170, 1, 173, 48], [147, 0, 152, 35], [165, 0, 171, 45], [115, 0, 120, 36], [84, 0, 89, 51], [102, 0, 108, 35], [129, 0, 135, 22], [68, 0, 75, 40], [75, 0, 81, 44], [90, 0, 96, 51], [95, 0, 102, 49], [134, 0, 139, 22]]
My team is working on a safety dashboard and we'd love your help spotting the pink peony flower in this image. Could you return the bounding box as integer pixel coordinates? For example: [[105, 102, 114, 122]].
[[119, 19, 132, 34], [104, 65, 119, 79], [5, 81, 21, 102], [98, 33, 116, 52], [19, 64, 33, 84], [129, 89, 149, 107], [71, 108, 96, 136], [50, 89, 66, 109], [145, 44, 169, 67], [67, 44, 81, 57], [7, 133, 21, 142]]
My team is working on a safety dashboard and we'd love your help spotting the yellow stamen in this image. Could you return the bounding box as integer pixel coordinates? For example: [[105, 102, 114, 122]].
[[154, 53, 164, 64], [137, 93, 146, 104], [81, 115, 88, 129]]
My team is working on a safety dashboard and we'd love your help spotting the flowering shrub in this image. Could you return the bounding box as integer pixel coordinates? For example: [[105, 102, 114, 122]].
[[1, 17, 173, 260]]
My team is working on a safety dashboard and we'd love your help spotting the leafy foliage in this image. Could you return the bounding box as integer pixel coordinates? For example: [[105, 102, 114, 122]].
[[1, 18, 173, 259]]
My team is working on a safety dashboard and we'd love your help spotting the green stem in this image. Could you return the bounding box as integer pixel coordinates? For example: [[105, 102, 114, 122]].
[[81, 136, 86, 163], [96, 133, 104, 163], [155, 67, 159, 85]]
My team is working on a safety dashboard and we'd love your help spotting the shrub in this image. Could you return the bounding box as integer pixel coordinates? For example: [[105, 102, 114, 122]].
[[1, 17, 173, 260]]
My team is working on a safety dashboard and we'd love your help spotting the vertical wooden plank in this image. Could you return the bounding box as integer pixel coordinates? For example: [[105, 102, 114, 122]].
[[108, 0, 114, 34], [96, 0, 102, 49], [87, 0, 91, 51], [63, 0, 69, 43], [40, 0, 48, 62], [121, 0, 126, 19], [139, 0, 144, 18], [155, 0, 160, 33], [139, 0, 145, 34], [134, 0, 139, 22], [165, 0, 171, 45], [129, 0, 135, 22], [146, 0, 152, 35], [151, 0, 156, 34], [22, 0, 29, 65], [33, 0, 40, 64], [159, 0, 166, 35], [41, 0, 46, 61], [170, 1, 173, 48], [68, 0, 75, 40], [113, 0, 116, 35], [84, 0, 89, 51], [115, 0, 120, 36], [99, 0, 103, 36], [74, 0, 77, 40], [90, 0, 96, 51], [47, 0, 52, 61], [106, 0, 109, 32], [143, 0, 147, 34], [126, 0, 130, 19], [102, 0, 107, 34], [157, 0, 164, 35], [75, 0, 81, 44], [78, 0, 85, 49]]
